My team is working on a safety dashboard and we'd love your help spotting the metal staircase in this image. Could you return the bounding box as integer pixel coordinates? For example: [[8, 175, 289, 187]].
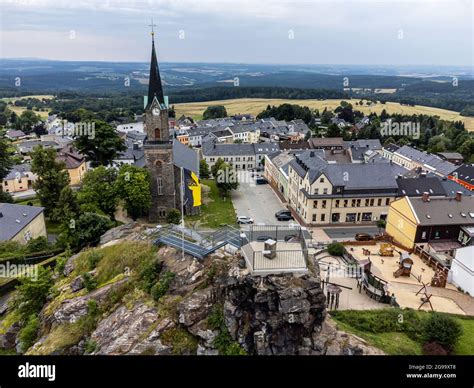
[[154, 225, 247, 259]]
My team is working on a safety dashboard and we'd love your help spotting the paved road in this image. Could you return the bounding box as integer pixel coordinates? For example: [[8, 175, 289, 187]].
[[232, 171, 292, 226], [322, 226, 380, 240]]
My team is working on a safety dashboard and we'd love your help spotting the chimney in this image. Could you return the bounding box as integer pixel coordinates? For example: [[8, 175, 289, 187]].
[[455, 191, 462, 202], [422, 192, 430, 202], [309, 151, 315, 157]]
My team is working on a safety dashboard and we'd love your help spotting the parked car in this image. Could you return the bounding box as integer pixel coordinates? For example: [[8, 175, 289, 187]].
[[355, 233, 373, 241], [236, 216, 254, 224], [255, 177, 268, 185], [275, 210, 293, 221], [284, 234, 298, 242], [256, 235, 274, 242]]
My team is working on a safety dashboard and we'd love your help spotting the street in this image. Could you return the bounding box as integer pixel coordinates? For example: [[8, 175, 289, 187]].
[[231, 171, 293, 226], [322, 226, 380, 241]]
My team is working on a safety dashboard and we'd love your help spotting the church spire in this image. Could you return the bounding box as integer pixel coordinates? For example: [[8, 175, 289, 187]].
[[147, 20, 165, 108]]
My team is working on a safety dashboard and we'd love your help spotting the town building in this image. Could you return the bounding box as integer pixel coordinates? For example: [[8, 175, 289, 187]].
[[437, 152, 464, 165], [56, 145, 88, 185], [1, 164, 37, 194], [449, 163, 474, 191], [287, 150, 400, 225], [390, 145, 457, 177], [143, 30, 201, 221], [0, 203, 47, 244], [385, 193, 474, 250], [450, 246, 474, 295], [201, 138, 279, 171]]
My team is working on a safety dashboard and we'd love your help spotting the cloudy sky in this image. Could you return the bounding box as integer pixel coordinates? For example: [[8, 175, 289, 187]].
[[0, 0, 472, 65]]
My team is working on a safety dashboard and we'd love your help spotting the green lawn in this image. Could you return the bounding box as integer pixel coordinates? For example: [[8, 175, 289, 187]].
[[333, 320, 423, 355], [186, 179, 237, 229], [331, 309, 474, 355], [455, 318, 474, 355]]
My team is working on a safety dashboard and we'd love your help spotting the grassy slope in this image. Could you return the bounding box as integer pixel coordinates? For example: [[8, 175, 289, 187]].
[[331, 309, 474, 355], [186, 179, 237, 228], [175, 98, 474, 131]]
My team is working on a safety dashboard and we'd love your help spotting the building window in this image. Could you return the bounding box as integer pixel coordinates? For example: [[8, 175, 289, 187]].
[[312, 214, 317, 222], [351, 199, 356, 207], [385, 198, 390, 206], [370, 199, 374, 206], [320, 178, 324, 183], [356, 199, 361, 207], [322, 200, 327, 209], [314, 188, 319, 195], [362, 212, 372, 221], [343, 200, 348, 208], [321, 214, 326, 222], [377, 198, 382, 206], [335, 200, 340, 208], [346, 213, 356, 222], [421, 231, 427, 240], [157, 177, 163, 195], [323, 188, 328, 194], [313, 200, 318, 208], [365, 199, 370, 206]]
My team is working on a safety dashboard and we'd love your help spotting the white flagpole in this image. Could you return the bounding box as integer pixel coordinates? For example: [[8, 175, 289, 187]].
[[181, 166, 185, 261]]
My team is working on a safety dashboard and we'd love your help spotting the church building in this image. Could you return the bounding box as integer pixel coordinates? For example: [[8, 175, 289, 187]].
[[143, 29, 201, 222]]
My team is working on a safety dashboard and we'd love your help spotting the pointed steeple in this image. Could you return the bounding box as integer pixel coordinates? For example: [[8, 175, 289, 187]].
[[147, 25, 165, 109]]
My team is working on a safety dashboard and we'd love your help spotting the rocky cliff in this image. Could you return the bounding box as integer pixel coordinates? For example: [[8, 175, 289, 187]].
[[0, 229, 383, 356]]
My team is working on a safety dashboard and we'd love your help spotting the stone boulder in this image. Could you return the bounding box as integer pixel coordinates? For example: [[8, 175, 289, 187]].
[[177, 288, 213, 327]]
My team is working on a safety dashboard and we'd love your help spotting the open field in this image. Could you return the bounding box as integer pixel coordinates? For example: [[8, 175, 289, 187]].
[[175, 98, 474, 131], [1, 95, 53, 120]]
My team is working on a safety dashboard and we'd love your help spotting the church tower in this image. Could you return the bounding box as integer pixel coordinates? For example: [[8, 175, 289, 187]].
[[144, 28, 176, 221]]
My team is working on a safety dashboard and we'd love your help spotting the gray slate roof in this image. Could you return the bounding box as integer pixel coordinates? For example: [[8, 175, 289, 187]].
[[408, 196, 474, 226], [173, 140, 199, 175], [396, 145, 457, 176], [0, 203, 44, 241]]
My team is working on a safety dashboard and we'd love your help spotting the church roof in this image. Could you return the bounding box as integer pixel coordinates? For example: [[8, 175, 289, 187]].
[[173, 140, 199, 175], [147, 37, 165, 108]]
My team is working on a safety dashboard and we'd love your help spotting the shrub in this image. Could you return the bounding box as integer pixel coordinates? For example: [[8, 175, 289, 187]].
[[87, 251, 103, 270], [15, 267, 53, 323], [84, 339, 97, 354], [422, 313, 463, 351], [423, 341, 448, 355], [327, 242, 345, 256], [166, 209, 181, 225], [138, 259, 163, 293], [82, 273, 98, 292], [208, 305, 246, 355], [151, 271, 175, 301], [18, 314, 40, 353], [26, 236, 50, 253]]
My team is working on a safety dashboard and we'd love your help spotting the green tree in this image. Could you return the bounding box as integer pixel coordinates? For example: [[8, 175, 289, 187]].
[[74, 120, 126, 167], [15, 110, 41, 133], [203, 105, 227, 120], [78, 166, 118, 218], [423, 313, 463, 351], [211, 158, 225, 178], [326, 123, 341, 138], [30, 146, 70, 217], [199, 159, 210, 179], [327, 242, 345, 256], [116, 165, 151, 220], [215, 162, 239, 196], [52, 186, 80, 224], [64, 212, 113, 248]]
